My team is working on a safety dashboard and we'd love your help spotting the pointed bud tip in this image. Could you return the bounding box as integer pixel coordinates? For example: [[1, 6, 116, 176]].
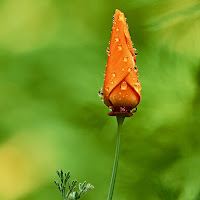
[[115, 9, 122, 14]]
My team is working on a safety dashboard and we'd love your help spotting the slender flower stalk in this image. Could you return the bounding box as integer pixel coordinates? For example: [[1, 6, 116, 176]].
[[107, 114, 125, 200]]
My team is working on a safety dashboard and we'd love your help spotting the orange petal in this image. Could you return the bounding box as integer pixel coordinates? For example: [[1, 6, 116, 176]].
[[103, 9, 141, 111]]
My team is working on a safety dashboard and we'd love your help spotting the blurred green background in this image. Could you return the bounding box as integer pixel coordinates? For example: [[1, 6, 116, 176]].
[[0, 0, 200, 200]]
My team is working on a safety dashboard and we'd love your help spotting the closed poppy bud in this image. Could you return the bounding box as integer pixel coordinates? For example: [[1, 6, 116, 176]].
[[102, 9, 141, 116]]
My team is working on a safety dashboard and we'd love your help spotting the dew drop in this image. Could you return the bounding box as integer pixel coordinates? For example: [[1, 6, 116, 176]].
[[116, 28, 119, 32], [121, 81, 127, 90], [98, 88, 104, 101], [98, 88, 103, 97], [106, 47, 109, 52], [122, 68, 125, 71], [119, 92, 121, 95], [109, 106, 113, 111], [107, 51, 111, 56], [105, 63, 107, 67], [137, 73, 140, 77], [112, 26, 115, 30], [103, 71, 106, 75], [134, 66, 138, 72], [120, 107, 126, 112], [114, 35, 119, 42], [133, 77, 135, 81], [128, 67, 132, 72], [134, 48, 138, 56], [123, 56, 128, 62], [119, 13, 124, 21], [105, 86, 109, 91], [131, 107, 137, 113], [112, 72, 116, 77], [118, 44, 122, 50], [111, 81, 114, 84], [137, 79, 141, 84], [119, 98, 121, 101]]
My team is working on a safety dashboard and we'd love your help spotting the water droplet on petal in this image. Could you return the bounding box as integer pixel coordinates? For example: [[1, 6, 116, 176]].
[[123, 56, 128, 62], [119, 13, 124, 21], [116, 28, 119, 31], [122, 68, 125, 71], [119, 92, 121, 95], [120, 107, 126, 112], [112, 26, 115, 30], [103, 71, 106, 75], [109, 107, 113, 111], [112, 72, 116, 77], [128, 67, 132, 72], [134, 66, 138, 72], [105, 86, 109, 91], [106, 47, 110, 52], [105, 63, 107, 67], [121, 81, 127, 90], [137, 79, 141, 84], [119, 98, 121, 101], [107, 51, 111, 56], [137, 73, 140, 77], [118, 44, 122, 51], [111, 81, 114, 84], [134, 48, 138, 56], [133, 77, 136, 81], [114, 35, 119, 42]]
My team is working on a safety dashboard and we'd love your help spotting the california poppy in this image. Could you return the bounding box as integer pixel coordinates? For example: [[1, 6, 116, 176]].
[[101, 9, 141, 116]]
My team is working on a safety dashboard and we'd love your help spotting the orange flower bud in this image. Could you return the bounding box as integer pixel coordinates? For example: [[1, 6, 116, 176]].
[[102, 9, 141, 116]]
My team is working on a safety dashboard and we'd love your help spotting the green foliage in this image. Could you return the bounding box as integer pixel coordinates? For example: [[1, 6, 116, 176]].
[[154, 179, 181, 200], [54, 170, 94, 200]]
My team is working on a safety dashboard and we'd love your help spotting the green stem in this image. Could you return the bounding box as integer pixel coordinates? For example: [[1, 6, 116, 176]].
[[107, 114, 125, 200]]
